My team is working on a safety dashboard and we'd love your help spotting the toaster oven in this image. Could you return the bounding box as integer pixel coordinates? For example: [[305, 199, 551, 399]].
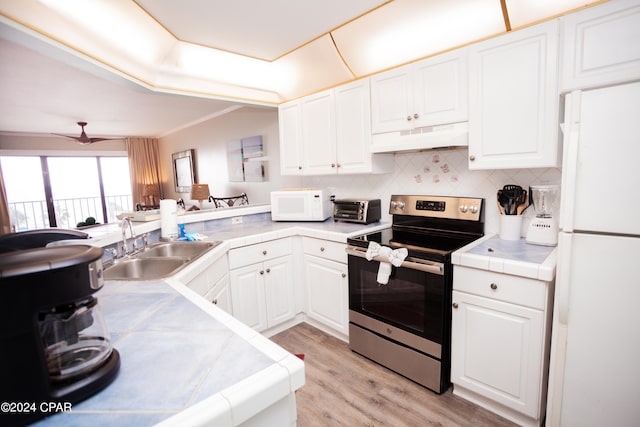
[[333, 199, 381, 224]]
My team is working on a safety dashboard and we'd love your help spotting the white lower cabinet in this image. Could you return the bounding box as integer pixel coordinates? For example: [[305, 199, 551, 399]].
[[181, 253, 232, 314], [451, 266, 553, 427], [204, 273, 231, 314], [301, 238, 349, 338], [228, 238, 296, 333]]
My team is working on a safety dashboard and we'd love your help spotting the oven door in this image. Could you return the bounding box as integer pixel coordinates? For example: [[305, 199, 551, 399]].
[[346, 247, 446, 358]]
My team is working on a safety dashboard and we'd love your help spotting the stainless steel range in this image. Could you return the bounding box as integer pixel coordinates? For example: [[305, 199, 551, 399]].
[[346, 195, 484, 393]]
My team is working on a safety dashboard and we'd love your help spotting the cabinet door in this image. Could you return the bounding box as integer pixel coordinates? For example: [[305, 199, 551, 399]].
[[278, 101, 303, 175], [451, 291, 544, 418], [370, 65, 413, 133], [301, 90, 336, 175], [468, 20, 559, 169], [335, 79, 373, 174], [264, 255, 296, 327], [413, 49, 468, 127], [561, 0, 640, 91], [206, 274, 231, 314], [304, 255, 348, 336], [230, 264, 268, 331]]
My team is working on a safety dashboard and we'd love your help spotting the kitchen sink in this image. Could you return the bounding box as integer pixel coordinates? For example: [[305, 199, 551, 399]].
[[104, 258, 187, 280], [136, 241, 219, 260], [104, 240, 221, 280]]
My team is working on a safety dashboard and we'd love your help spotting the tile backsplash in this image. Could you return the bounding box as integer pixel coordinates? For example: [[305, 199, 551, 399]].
[[302, 147, 562, 236]]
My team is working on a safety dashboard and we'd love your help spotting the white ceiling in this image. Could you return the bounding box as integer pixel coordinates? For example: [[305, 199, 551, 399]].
[[0, 0, 603, 140]]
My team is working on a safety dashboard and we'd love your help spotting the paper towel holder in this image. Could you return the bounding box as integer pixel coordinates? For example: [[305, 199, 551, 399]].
[[172, 149, 196, 193]]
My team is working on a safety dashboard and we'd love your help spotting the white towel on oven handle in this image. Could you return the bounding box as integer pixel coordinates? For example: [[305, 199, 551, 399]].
[[365, 242, 408, 285]]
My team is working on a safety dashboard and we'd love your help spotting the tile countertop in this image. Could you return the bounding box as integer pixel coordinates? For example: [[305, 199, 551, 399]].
[[32, 278, 304, 427], [32, 214, 390, 427], [452, 235, 557, 282]]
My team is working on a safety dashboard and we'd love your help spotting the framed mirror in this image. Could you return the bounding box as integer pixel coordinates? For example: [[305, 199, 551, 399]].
[[172, 149, 196, 193]]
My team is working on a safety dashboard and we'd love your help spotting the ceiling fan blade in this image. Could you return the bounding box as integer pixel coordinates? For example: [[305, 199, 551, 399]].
[[52, 122, 121, 144], [88, 137, 120, 143], [52, 133, 80, 140]]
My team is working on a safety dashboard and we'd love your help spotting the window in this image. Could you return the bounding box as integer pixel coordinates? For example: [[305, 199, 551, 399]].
[[1, 155, 133, 231], [2, 156, 49, 229]]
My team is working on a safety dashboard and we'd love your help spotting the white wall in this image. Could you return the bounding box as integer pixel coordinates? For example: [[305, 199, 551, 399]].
[[158, 107, 561, 235], [158, 106, 301, 207]]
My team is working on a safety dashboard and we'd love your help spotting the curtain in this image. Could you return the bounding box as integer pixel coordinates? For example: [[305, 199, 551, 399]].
[[0, 161, 13, 234], [125, 137, 162, 207]]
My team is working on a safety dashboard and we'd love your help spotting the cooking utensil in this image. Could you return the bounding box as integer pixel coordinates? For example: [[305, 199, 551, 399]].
[[496, 196, 505, 215], [497, 189, 510, 214], [516, 191, 529, 215], [501, 185, 525, 215]]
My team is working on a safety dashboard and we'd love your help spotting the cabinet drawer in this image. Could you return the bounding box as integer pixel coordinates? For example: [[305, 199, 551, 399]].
[[228, 237, 293, 269], [453, 266, 548, 310], [302, 237, 346, 263]]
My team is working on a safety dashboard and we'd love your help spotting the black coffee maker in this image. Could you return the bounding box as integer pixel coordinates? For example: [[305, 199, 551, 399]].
[[0, 230, 120, 426]]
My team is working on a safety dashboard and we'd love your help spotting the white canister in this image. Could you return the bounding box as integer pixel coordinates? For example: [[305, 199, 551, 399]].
[[160, 199, 179, 240], [499, 215, 523, 241]]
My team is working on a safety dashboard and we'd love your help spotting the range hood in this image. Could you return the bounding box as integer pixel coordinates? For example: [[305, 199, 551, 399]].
[[370, 122, 468, 153]]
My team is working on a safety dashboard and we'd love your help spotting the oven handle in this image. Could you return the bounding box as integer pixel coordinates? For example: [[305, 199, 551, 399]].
[[346, 246, 444, 276]]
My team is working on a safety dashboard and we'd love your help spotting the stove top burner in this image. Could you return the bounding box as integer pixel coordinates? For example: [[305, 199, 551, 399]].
[[347, 195, 485, 262]]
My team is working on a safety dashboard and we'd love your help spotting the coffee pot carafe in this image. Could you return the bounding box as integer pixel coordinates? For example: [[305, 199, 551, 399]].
[[0, 243, 120, 426]]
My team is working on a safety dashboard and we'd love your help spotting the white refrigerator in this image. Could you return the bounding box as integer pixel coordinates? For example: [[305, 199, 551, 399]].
[[546, 81, 640, 426]]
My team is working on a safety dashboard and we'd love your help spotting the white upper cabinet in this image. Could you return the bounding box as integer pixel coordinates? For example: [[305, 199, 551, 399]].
[[278, 101, 304, 175], [468, 20, 560, 170], [369, 48, 469, 153], [278, 79, 393, 176], [371, 48, 468, 133], [370, 65, 413, 133], [560, 0, 640, 92], [301, 90, 337, 175]]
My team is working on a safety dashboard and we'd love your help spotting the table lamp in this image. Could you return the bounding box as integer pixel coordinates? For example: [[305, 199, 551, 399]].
[[142, 184, 159, 208], [190, 184, 210, 209]]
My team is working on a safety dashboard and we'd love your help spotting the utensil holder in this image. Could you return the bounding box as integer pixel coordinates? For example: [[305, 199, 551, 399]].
[[500, 215, 523, 240]]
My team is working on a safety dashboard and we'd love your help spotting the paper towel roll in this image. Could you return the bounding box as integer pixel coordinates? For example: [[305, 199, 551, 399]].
[[160, 199, 179, 240]]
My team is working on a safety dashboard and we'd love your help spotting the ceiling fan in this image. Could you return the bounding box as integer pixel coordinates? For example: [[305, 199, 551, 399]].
[[53, 121, 121, 145]]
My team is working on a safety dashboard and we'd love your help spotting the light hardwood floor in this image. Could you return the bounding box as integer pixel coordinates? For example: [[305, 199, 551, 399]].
[[271, 323, 517, 427]]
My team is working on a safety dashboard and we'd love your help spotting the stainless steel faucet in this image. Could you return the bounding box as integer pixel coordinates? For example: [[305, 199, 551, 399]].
[[120, 217, 135, 257]]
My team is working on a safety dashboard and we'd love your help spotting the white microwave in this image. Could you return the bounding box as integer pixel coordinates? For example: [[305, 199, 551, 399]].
[[270, 189, 332, 222]]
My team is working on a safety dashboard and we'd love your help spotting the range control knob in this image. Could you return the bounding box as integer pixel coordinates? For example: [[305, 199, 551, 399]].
[[391, 201, 405, 210], [470, 205, 479, 214], [459, 205, 468, 213]]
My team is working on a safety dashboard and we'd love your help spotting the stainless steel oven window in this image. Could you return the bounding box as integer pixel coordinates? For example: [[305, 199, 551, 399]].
[[348, 255, 445, 344]]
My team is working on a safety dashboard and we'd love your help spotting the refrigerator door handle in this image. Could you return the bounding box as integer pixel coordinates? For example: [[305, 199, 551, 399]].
[[559, 90, 582, 233], [556, 232, 573, 325]]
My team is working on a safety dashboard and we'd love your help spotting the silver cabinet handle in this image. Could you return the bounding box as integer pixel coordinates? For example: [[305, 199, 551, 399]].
[[341, 273, 346, 278], [413, 113, 419, 119], [452, 302, 459, 309], [320, 247, 325, 252], [469, 155, 476, 161], [260, 270, 265, 275], [266, 268, 271, 273], [262, 250, 267, 255], [490, 283, 498, 290], [212, 299, 218, 305], [407, 115, 412, 121]]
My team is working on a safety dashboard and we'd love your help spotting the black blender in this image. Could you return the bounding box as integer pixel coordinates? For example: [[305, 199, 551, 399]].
[[0, 231, 120, 427]]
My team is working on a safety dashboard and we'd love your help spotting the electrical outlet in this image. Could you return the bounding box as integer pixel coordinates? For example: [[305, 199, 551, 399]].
[[231, 216, 243, 224]]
